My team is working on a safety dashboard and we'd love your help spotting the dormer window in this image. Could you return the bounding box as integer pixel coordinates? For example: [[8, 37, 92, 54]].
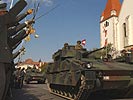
[[111, 10, 116, 15]]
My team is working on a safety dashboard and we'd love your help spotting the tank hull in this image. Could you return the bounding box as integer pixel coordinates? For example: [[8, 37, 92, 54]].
[[46, 67, 133, 100]]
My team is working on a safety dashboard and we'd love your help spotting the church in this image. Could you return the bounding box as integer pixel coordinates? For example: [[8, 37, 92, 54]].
[[100, 0, 133, 57]]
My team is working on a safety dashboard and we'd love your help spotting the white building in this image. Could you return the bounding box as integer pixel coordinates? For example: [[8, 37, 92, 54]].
[[118, 0, 133, 50], [100, 0, 133, 56], [100, 0, 121, 50], [17, 58, 45, 70]]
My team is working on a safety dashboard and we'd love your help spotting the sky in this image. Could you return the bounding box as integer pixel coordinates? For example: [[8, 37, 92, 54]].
[[5, 0, 123, 62]]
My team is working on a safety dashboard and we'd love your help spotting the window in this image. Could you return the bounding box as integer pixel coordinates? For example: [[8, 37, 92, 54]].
[[111, 10, 116, 16], [104, 21, 109, 27], [123, 23, 127, 37]]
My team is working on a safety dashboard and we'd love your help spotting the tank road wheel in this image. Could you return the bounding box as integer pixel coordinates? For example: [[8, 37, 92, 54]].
[[73, 94, 77, 99], [60, 91, 63, 95], [56, 90, 58, 94], [64, 91, 67, 96], [51, 88, 54, 92], [58, 90, 60, 94], [54, 89, 56, 93], [68, 93, 73, 98], [59, 90, 61, 94]]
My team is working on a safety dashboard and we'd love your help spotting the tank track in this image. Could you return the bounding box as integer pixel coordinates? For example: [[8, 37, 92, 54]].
[[47, 75, 90, 100]]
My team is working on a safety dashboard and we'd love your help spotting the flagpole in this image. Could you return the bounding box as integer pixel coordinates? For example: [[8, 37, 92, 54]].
[[106, 44, 107, 58]]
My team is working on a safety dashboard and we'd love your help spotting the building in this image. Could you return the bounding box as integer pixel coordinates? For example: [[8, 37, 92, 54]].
[[100, 0, 133, 57], [17, 58, 46, 70], [118, 0, 133, 50], [100, 0, 121, 49]]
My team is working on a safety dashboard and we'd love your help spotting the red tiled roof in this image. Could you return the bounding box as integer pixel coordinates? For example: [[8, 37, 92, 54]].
[[25, 58, 33, 64], [17, 58, 47, 67], [101, 0, 121, 21], [18, 58, 39, 66]]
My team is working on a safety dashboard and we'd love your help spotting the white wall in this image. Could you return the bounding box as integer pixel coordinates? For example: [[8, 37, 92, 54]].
[[118, 0, 133, 50], [16, 64, 34, 70], [100, 17, 118, 49]]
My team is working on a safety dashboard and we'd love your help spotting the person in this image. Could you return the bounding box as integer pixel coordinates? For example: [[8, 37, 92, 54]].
[[75, 40, 83, 50], [14, 67, 21, 78], [62, 43, 69, 50], [0, 2, 10, 100], [0, 0, 27, 99], [20, 68, 25, 87], [13, 67, 22, 88]]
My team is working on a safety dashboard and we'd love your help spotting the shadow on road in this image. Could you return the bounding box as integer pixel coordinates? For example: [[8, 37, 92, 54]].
[[9, 85, 40, 100]]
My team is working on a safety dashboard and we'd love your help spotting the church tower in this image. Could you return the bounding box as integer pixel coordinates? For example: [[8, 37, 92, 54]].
[[100, 0, 121, 51]]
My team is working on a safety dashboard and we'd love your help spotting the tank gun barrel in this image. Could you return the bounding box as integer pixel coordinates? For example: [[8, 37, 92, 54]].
[[87, 47, 105, 55], [82, 47, 105, 57]]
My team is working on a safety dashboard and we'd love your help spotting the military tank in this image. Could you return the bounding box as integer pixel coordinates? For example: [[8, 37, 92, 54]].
[[25, 67, 46, 84], [46, 44, 133, 100], [115, 49, 133, 64]]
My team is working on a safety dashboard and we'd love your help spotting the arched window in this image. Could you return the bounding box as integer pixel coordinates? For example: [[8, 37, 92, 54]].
[[123, 23, 127, 37], [104, 21, 109, 27]]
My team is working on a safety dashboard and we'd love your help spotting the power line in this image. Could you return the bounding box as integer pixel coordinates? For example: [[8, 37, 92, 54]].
[[35, 4, 60, 21]]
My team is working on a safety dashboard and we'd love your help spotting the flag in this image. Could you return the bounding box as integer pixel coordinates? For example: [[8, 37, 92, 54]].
[[105, 30, 107, 37], [104, 38, 108, 46], [82, 39, 86, 46], [103, 26, 107, 37]]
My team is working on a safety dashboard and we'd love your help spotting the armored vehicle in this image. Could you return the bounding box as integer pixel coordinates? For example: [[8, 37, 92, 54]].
[[46, 45, 133, 100], [114, 49, 133, 63], [25, 67, 46, 84]]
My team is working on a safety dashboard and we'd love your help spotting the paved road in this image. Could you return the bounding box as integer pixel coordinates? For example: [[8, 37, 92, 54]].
[[10, 82, 133, 100], [11, 82, 66, 100]]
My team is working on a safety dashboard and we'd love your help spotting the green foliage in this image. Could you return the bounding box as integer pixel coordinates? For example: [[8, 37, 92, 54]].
[[103, 43, 112, 57], [90, 43, 113, 59]]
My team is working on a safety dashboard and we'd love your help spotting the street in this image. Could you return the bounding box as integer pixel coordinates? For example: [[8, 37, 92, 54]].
[[11, 82, 66, 100], [10, 82, 133, 100]]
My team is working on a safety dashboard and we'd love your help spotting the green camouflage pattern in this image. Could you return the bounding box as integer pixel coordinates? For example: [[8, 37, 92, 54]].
[[25, 68, 46, 84], [46, 45, 133, 94]]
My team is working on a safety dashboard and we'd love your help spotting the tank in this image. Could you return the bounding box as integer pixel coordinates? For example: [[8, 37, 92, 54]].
[[115, 49, 133, 64], [46, 45, 133, 100], [25, 67, 46, 84], [124, 50, 133, 63]]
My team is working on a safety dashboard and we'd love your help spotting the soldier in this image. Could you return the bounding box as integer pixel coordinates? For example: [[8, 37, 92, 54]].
[[62, 43, 69, 56], [62, 43, 69, 50], [75, 40, 83, 50], [20, 68, 25, 87], [13, 67, 21, 88], [0, 0, 28, 99]]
